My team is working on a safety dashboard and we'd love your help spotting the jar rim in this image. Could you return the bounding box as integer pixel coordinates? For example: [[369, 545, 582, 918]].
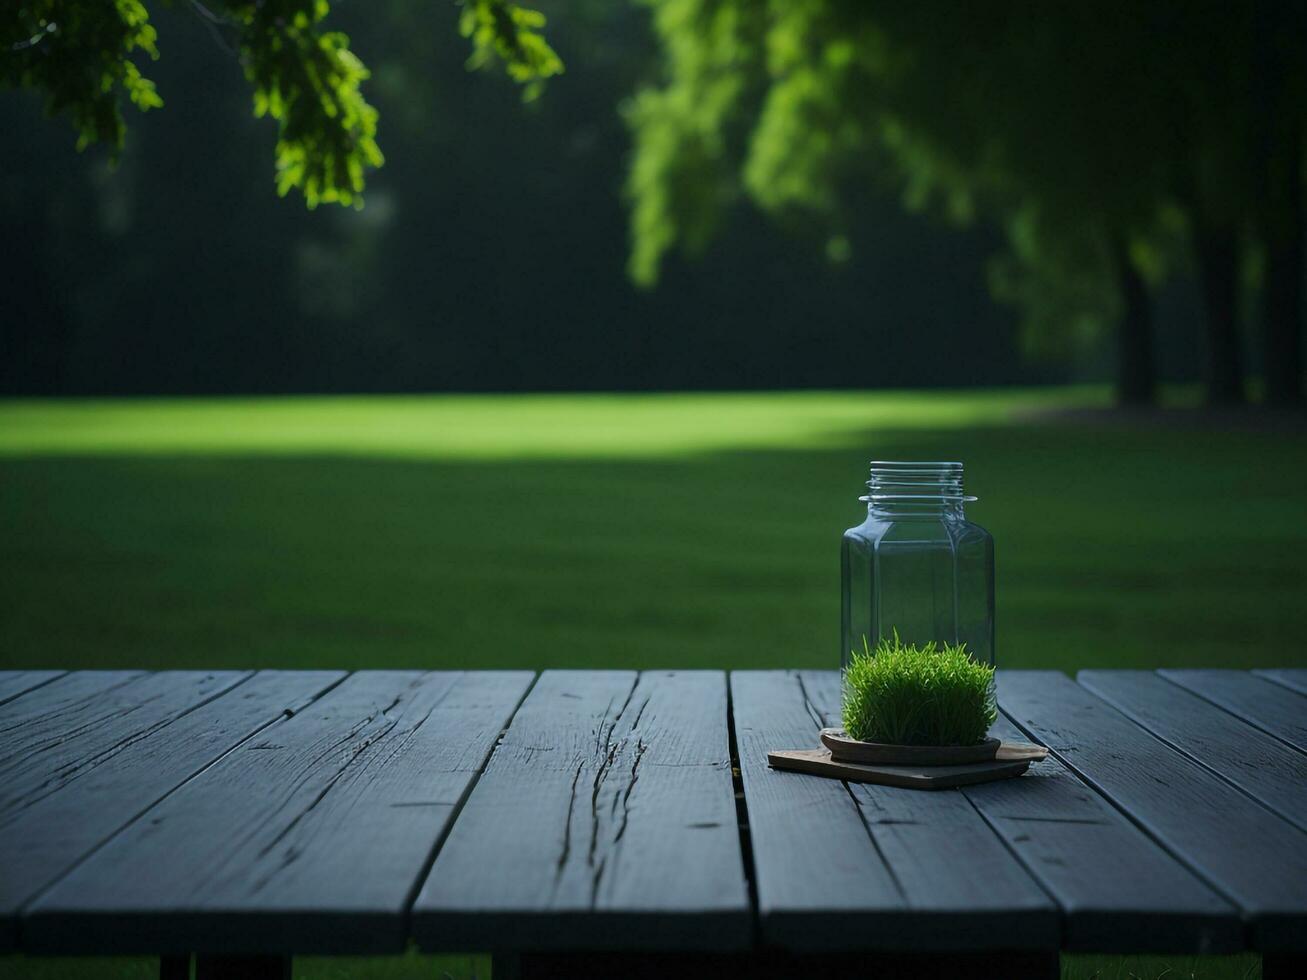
[[869, 460, 962, 470], [859, 494, 979, 502], [864, 460, 975, 505]]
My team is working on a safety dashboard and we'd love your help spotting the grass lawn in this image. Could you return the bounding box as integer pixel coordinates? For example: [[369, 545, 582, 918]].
[[1, 387, 1302, 979]]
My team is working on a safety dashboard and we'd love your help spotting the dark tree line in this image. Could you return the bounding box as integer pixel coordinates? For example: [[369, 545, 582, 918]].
[[5, 1, 1299, 401], [626, 1, 1307, 407], [3, 2, 1036, 395]]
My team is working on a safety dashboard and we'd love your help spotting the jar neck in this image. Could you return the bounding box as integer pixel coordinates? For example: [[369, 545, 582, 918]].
[[860, 461, 975, 520]]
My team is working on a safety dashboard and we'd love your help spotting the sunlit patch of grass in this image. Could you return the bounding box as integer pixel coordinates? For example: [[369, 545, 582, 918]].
[[0, 387, 1102, 460]]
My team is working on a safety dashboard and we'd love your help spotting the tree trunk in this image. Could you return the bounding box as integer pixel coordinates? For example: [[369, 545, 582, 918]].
[[1262, 140, 1304, 407], [1108, 237, 1156, 406], [1192, 222, 1246, 406], [1254, 1, 1304, 408], [0, 207, 76, 394]]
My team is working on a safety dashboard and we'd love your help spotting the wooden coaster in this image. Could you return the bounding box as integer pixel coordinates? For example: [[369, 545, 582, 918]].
[[767, 748, 1032, 790], [820, 728, 1000, 765]]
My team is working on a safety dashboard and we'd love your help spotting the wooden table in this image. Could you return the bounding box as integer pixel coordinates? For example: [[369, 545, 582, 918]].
[[2, 668, 1305, 980]]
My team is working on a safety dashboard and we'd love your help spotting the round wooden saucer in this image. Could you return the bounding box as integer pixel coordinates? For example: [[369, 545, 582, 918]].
[[819, 728, 1001, 766]]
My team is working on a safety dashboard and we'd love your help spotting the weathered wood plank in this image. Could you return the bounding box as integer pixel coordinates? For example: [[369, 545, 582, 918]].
[[0, 671, 146, 775], [730, 670, 1056, 953], [968, 714, 1239, 952], [1, 670, 250, 950], [1254, 668, 1307, 697], [412, 670, 750, 953], [24, 670, 534, 956], [0, 671, 247, 815], [1080, 671, 1307, 832], [0, 671, 66, 706], [729, 670, 903, 951], [999, 670, 1307, 951], [1159, 669, 1307, 753], [1, 671, 344, 951]]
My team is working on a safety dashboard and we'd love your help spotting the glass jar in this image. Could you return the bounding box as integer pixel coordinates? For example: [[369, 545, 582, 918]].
[[840, 461, 995, 670]]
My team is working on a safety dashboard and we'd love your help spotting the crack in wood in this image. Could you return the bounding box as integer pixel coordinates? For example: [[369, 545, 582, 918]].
[[412, 671, 748, 941], [611, 740, 646, 848], [7, 672, 347, 917], [2, 675, 252, 825], [1, 699, 150, 772], [0, 671, 67, 708], [589, 854, 607, 905], [0, 673, 143, 743], [183, 699, 404, 895], [555, 761, 584, 880], [356, 679, 459, 778], [389, 800, 457, 808], [794, 672, 826, 731], [586, 682, 637, 871], [587, 682, 651, 905], [626, 695, 651, 736], [551, 674, 654, 907], [253, 714, 400, 863], [590, 695, 617, 759], [210, 680, 455, 896]]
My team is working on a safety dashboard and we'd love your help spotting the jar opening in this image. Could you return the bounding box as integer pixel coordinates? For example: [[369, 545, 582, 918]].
[[860, 460, 977, 513]]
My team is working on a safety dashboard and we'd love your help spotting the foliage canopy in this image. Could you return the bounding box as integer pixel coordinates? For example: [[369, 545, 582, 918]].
[[622, 0, 1306, 406], [3, 0, 562, 207]]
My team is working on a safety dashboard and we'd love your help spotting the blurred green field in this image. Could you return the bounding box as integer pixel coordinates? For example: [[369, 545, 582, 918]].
[[1, 388, 1303, 980], [2, 388, 1304, 673]]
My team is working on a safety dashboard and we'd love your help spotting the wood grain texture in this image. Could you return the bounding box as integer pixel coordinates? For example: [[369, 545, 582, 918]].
[[1080, 671, 1307, 832], [0, 671, 147, 778], [999, 670, 1307, 951], [412, 670, 749, 954], [3, 670, 345, 950], [0, 674, 281, 951], [1255, 669, 1307, 697], [968, 714, 1240, 953], [0, 671, 246, 816], [732, 670, 1056, 954], [0, 671, 66, 706], [1159, 669, 1307, 753], [24, 670, 533, 956]]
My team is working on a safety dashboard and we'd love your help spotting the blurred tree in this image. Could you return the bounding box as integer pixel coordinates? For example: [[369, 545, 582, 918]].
[[3, 0, 1030, 396], [626, 0, 1306, 407], [3, 0, 561, 207], [1252, 2, 1306, 407]]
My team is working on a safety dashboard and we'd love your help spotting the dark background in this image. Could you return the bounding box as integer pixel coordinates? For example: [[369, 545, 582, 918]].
[[2, 1, 1212, 396]]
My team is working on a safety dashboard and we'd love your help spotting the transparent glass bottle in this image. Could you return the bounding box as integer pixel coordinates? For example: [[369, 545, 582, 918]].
[[840, 461, 995, 670]]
